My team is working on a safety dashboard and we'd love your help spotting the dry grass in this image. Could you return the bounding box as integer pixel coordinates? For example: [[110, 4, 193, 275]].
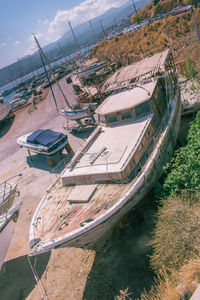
[[140, 256, 200, 300], [91, 5, 200, 75], [150, 192, 200, 273], [177, 256, 200, 298], [115, 288, 132, 300], [141, 269, 179, 300]]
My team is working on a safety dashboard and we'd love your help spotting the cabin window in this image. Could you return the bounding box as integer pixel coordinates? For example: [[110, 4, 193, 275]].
[[153, 80, 167, 114], [99, 114, 106, 124], [107, 114, 117, 123], [135, 102, 150, 119], [121, 110, 132, 120]]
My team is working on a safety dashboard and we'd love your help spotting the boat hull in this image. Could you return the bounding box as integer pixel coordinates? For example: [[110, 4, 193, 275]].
[[0, 202, 22, 270], [30, 87, 181, 256], [0, 102, 11, 123]]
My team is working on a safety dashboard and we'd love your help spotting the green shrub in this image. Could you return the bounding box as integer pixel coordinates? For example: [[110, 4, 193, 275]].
[[183, 58, 198, 80], [155, 112, 200, 198], [150, 192, 200, 273]]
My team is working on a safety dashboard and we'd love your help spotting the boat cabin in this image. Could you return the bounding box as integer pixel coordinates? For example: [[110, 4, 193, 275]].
[[62, 78, 169, 186]]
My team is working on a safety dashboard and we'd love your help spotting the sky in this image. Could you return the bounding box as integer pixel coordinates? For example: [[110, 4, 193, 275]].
[[0, 0, 128, 69]]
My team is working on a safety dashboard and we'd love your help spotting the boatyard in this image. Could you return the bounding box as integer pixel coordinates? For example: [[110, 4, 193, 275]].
[[0, 55, 199, 300], [0, 0, 200, 298], [0, 69, 157, 300]]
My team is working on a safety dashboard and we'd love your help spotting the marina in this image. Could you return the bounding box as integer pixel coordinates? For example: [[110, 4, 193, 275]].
[[0, 49, 199, 299]]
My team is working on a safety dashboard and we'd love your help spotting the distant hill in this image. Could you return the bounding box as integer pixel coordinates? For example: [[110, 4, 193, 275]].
[[0, 0, 151, 87]]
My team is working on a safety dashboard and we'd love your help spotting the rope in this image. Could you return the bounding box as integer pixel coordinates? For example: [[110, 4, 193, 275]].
[[27, 255, 48, 300]]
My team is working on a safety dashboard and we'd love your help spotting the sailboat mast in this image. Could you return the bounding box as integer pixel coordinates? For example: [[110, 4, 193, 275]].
[[68, 21, 83, 69], [38, 49, 58, 111], [34, 35, 72, 109]]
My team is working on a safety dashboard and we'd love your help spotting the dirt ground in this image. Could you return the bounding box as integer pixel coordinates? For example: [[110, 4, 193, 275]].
[[0, 76, 196, 300]]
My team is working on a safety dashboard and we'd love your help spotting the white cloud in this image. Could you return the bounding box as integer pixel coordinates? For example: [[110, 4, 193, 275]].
[[0, 42, 7, 47], [24, 33, 43, 55], [47, 0, 126, 40], [37, 19, 49, 25], [14, 40, 20, 45], [25, 0, 126, 56]]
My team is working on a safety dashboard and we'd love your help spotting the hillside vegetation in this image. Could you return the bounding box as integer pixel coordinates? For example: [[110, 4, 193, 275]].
[[90, 2, 200, 75], [139, 113, 200, 299]]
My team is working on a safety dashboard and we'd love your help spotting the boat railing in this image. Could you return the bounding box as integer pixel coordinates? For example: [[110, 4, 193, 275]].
[[0, 192, 16, 219], [0, 174, 22, 219], [127, 103, 173, 182], [105, 102, 175, 203], [50, 153, 74, 177]]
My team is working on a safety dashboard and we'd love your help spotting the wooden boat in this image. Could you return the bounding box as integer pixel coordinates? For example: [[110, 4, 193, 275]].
[[29, 49, 181, 256], [0, 174, 22, 270]]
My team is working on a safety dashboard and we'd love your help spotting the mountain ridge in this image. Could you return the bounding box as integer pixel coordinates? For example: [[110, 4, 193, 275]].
[[0, 0, 151, 87]]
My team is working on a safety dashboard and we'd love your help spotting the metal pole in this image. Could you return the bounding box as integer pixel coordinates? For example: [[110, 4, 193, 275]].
[[89, 20, 97, 44], [68, 21, 83, 69], [34, 35, 72, 109], [161, 19, 175, 57], [68, 21, 80, 50], [131, 0, 139, 20], [99, 20, 106, 38], [38, 49, 58, 111], [191, 7, 200, 46]]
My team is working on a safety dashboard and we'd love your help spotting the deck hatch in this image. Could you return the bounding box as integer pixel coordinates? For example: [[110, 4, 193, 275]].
[[67, 184, 97, 203]]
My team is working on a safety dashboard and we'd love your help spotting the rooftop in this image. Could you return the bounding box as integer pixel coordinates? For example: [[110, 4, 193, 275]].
[[103, 49, 169, 91], [96, 81, 156, 115], [61, 113, 152, 182]]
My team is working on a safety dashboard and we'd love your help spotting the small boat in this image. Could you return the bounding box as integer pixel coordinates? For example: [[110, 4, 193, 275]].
[[0, 174, 23, 270], [10, 96, 28, 111], [29, 49, 181, 256], [0, 97, 12, 123], [59, 107, 96, 130], [0, 89, 11, 97], [17, 129, 73, 164]]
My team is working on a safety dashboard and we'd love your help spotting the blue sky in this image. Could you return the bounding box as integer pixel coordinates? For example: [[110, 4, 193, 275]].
[[0, 0, 127, 69]]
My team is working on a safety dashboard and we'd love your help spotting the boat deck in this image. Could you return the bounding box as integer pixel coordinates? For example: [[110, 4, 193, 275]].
[[34, 179, 132, 244], [62, 115, 152, 182]]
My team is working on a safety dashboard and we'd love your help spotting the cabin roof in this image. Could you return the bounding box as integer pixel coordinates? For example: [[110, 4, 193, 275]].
[[96, 81, 156, 115], [62, 113, 153, 181], [103, 49, 169, 91]]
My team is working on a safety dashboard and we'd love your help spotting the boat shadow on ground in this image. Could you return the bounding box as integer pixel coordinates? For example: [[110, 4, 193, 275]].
[[0, 115, 15, 139], [26, 153, 72, 174], [83, 191, 157, 300], [0, 252, 50, 300]]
